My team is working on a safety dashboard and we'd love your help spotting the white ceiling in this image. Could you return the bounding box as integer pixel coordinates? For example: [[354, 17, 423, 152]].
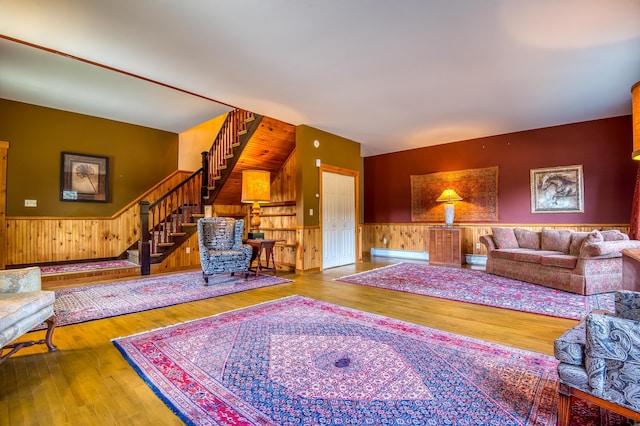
[[1, 0, 639, 157]]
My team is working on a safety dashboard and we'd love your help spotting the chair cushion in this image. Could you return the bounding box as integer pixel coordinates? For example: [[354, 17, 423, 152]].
[[0, 290, 55, 331], [207, 249, 248, 261]]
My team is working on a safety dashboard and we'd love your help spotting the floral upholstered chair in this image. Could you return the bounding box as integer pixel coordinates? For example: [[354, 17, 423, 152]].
[[0, 266, 57, 364], [554, 291, 640, 424], [197, 217, 253, 284]]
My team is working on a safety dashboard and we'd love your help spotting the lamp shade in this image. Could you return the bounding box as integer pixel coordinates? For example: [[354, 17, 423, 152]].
[[633, 81, 640, 160], [241, 170, 271, 203], [436, 189, 463, 203]]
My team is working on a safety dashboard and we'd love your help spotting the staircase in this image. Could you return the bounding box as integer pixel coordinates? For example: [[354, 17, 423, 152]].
[[127, 109, 263, 272]]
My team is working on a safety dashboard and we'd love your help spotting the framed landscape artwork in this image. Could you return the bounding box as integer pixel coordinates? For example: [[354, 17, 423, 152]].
[[530, 165, 583, 213], [60, 152, 109, 202]]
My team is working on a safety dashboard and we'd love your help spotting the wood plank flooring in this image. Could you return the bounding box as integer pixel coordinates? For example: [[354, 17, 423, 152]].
[[1, 258, 576, 425]]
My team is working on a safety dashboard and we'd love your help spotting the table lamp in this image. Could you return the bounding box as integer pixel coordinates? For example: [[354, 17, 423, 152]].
[[436, 188, 462, 227], [241, 170, 271, 239]]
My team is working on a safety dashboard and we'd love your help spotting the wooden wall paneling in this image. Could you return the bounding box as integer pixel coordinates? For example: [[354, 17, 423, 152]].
[[155, 233, 201, 274], [5, 171, 192, 266], [296, 227, 321, 272], [270, 149, 296, 203], [363, 223, 632, 258]]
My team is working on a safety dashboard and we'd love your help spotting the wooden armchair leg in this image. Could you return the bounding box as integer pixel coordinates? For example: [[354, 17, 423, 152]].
[[0, 313, 57, 364], [43, 314, 57, 352], [557, 383, 572, 426]]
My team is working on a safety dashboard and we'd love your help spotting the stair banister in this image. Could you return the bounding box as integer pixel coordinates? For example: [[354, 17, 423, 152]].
[[139, 200, 151, 275]]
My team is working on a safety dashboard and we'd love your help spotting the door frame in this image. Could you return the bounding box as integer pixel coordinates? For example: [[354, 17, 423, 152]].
[[318, 164, 361, 270]]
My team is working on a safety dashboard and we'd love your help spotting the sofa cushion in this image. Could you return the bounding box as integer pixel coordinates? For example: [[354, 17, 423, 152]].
[[513, 250, 563, 264], [541, 229, 572, 253], [540, 254, 578, 269], [514, 228, 541, 250], [602, 230, 629, 241], [491, 227, 519, 249], [569, 232, 591, 255], [491, 249, 527, 261]]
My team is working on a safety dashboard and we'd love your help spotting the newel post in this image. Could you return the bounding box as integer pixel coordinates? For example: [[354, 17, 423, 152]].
[[139, 201, 151, 276], [0, 141, 8, 270], [201, 151, 209, 206]]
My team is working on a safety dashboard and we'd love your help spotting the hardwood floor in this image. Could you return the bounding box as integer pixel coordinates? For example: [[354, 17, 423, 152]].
[[1, 257, 576, 425]]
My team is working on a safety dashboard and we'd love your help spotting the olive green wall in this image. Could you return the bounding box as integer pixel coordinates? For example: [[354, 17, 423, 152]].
[[295, 125, 362, 227], [0, 99, 179, 217]]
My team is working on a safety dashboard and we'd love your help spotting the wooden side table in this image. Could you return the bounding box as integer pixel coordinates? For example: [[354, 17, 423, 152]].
[[245, 239, 281, 277], [428, 227, 465, 267], [622, 249, 640, 291]]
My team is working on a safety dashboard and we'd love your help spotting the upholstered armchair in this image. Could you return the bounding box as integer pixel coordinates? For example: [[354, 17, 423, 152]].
[[0, 266, 57, 364], [554, 291, 640, 424], [197, 217, 253, 284]]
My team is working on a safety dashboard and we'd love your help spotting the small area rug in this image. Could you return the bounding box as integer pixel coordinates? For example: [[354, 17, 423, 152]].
[[113, 295, 616, 425], [336, 263, 614, 320], [51, 272, 291, 327], [40, 260, 137, 275]]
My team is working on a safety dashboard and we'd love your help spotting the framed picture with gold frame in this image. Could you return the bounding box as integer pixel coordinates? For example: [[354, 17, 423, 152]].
[[60, 152, 109, 202], [530, 165, 583, 213]]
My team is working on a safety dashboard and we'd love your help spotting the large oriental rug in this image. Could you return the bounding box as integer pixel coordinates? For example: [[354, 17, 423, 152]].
[[336, 263, 614, 320], [50, 272, 291, 327], [113, 296, 613, 425]]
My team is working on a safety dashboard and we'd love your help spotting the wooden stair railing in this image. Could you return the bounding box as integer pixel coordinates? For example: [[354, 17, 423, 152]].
[[202, 109, 261, 201], [137, 109, 262, 274], [139, 169, 203, 274]]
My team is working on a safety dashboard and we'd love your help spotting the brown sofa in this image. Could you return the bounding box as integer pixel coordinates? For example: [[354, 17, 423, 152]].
[[480, 228, 640, 295]]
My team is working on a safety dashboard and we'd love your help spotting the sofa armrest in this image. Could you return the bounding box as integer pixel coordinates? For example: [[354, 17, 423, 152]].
[[479, 235, 497, 251], [0, 267, 42, 294], [580, 240, 640, 258]]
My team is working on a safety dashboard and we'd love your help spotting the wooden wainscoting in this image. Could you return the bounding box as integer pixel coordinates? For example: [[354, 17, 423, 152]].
[[296, 226, 321, 273], [5, 171, 192, 266], [363, 223, 631, 257]]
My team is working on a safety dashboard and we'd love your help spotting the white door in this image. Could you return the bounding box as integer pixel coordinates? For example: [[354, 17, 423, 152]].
[[322, 171, 356, 269]]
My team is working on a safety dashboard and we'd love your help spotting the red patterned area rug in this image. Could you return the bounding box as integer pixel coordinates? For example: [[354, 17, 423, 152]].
[[336, 263, 614, 320], [50, 272, 291, 327], [112, 296, 620, 425], [40, 260, 137, 275]]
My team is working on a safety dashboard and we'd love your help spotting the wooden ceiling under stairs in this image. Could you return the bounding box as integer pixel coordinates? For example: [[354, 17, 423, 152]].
[[215, 116, 296, 205]]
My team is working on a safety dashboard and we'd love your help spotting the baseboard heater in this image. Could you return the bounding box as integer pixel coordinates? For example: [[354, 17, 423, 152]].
[[369, 248, 487, 267]]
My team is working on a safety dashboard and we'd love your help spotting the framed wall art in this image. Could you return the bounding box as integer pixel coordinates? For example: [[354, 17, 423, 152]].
[[530, 165, 583, 213], [60, 152, 109, 202], [411, 166, 499, 222]]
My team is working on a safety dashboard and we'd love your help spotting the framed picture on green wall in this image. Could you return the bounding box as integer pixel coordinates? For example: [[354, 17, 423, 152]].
[[60, 152, 109, 202]]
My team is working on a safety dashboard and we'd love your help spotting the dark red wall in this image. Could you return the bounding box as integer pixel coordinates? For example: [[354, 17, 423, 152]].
[[364, 116, 636, 224]]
